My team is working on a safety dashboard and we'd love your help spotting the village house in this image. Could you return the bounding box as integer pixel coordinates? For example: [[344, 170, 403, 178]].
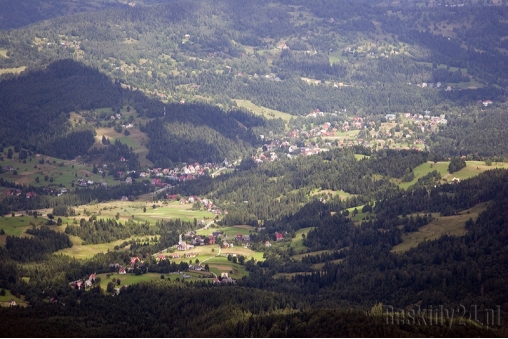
[[275, 232, 284, 241]]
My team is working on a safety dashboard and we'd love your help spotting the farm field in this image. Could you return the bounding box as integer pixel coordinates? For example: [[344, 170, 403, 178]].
[[398, 161, 508, 189], [391, 202, 488, 253]]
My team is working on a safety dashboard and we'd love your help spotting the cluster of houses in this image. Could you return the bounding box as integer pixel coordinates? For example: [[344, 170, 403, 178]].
[[417, 82, 443, 89], [138, 162, 221, 183], [69, 273, 97, 290], [402, 112, 448, 132]]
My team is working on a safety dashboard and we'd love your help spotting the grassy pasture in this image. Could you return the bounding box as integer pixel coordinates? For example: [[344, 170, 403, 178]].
[[234, 99, 293, 123], [291, 249, 335, 262], [391, 202, 488, 253], [70, 200, 215, 225], [56, 237, 135, 259], [0, 290, 27, 307], [0, 216, 34, 237], [290, 227, 314, 253], [0, 49, 8, 57], [399, 161, 508, 189], [0, 149, 118, 190], [198, 225, 257, 238], [354, 154, 370, 160], [0, 66, 26, 75]]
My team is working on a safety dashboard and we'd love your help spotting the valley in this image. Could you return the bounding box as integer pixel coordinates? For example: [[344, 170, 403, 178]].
[[0, 0, 507, 337]]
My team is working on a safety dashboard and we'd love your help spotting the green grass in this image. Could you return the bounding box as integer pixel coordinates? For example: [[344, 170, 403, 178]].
[[0, 66, 26, 75], [329, 51, 347, 64], [398, 161, 449, 189], [97, 272, 164, 291], [0, 289, 27, 307], [399, 161, 508, 189], [55, 237, 136, 259], [71, 201, 215, 226], [291, 249, 335, 262], [0, 149, 118, 189], [445, 161, 508, 181], [354, 154, 370, 160], [234, 99, 293, 123], [290, 227, 314, 253], [346, 205, 374, 223], [199, 225, 257, 238], [391, 202, 487, 253], [0, 216, 34, 237]]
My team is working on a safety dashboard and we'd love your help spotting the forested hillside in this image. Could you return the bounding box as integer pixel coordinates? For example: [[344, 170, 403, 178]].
[[1, 0, 506, 157], [1, 0, 508, 337]]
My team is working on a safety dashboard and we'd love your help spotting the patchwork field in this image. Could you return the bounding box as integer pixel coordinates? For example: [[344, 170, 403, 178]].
[[391, 202, 488, 253]]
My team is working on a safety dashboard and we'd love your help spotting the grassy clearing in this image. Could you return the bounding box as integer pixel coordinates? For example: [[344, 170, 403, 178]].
[[443, 161, 508, 182], [290, 227, 314, 253], [234, 99, 293, 123], [391, 202, 488, 253], [97, 272, 163, 291], [291, 249, 335, 262], [0, 66, 26, 75], [0, 216, 35, 237], [198, 225, 257, 238], [0, 49, 8, 58], [399, 161, 508, 189], [273, 272, 313, 279], [398, 161, 450, 189], [69, 200, 215, 225], [354, 154, 370, 160], [0, 149, 118, 190], [56, 237, 135, 259], [0, 290, 27, 307], [310, 189, 356, 200], [346, 205, 374, 223]]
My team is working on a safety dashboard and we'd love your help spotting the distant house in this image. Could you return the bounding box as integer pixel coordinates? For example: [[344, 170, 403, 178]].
[[265, 241, 272, 247], [482, 100, 493, 107], [121, 196, 129, 201], [177, 242, 188, 251], [221, 272, 229, 278], [385, 114, 396, 121], [275, 232, 284, 241], [118, 267, 126, 275], [208, 235, 215, 245], [9, 299, 17, 307], [125, 177, 132, 184]]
